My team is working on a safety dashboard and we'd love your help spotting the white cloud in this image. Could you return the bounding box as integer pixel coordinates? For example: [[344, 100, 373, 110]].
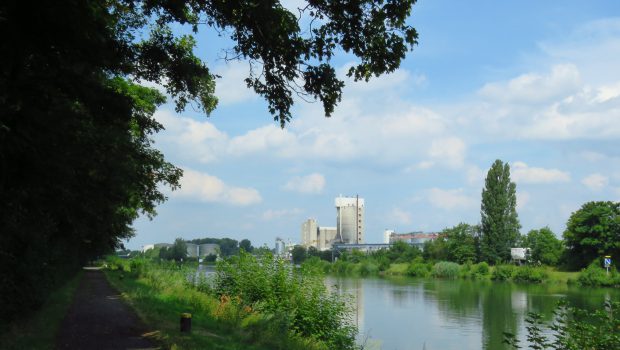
[[173, 168, 262, 205], [214, 61, 257, 105], [389, 208, 413, 225], [428, 137, 466, 168], [466, 165, 486, 187], [154, 110, 228, 164], [427, 188, 476, 210], [283, 173, 326, 194], [517, 192, 531, 211], [228, 125, 296, 156], [262, 208, 303, 221], [479, 64, 581, 104], [511, 162, 571, 184], [581, 173, 609, 191]]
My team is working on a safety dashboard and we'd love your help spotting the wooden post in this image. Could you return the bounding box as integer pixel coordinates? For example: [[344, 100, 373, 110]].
[[180, 313, 192, 332]]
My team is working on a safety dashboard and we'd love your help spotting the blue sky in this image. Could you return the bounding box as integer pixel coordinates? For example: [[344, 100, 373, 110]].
[[127, 0, 620, 250]]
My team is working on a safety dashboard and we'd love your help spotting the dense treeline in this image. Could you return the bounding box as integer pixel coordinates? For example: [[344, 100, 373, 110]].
[[291, 199, 619, 286]]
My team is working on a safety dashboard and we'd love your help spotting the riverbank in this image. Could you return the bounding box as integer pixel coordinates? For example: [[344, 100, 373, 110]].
[[104, 254, 357, 350], [305, 257, 617, 286]]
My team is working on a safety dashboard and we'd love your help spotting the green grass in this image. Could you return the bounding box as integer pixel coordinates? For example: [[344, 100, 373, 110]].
[[0, 271, 83, 350], [384, 263, 409, 275], [104, 268, 326, 350]]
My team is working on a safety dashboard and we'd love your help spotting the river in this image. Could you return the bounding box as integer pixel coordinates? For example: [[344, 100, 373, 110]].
[[327, 276, 619, 350]]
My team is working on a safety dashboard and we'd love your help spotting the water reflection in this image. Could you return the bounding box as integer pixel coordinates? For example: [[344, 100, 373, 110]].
[[328, 276, 619, 350]]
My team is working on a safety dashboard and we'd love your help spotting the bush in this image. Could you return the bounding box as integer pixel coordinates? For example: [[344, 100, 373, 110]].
[[578, 262, 620, 287], [215, 251, 358, 349], [358, 261, 379, 276], [473, 262, 490, 277], [431, 261, 461, 279], [512, 266, 548, 283], [491, 265, 516, 281], [407, 259, 431, 278]]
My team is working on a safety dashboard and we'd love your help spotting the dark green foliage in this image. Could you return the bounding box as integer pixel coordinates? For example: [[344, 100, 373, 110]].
[[480, 160, 521, 264], [159, 238, 188, 261], [291, 245, 308, 264], [505, 300, 620, 350], [443, 223, 479, 264], [492, 265, 516, 281], [524, 227, 564, 266], [407, 258, 432, 277], [388, 241, 422, 262], [563, 201, 620, 269], [239, 239, 253, 253], [1, 0, 419, 325], [422, 239, 448, 261], [511, 266, 548, 283]]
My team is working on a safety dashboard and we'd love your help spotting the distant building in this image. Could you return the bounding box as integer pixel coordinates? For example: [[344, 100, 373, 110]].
[[318, 227, 338, 250], [186, 243, 199, 258], [385, 230, 440, 250], [336, 196, 364, 244], [301, 195, 365, 250], [275, 237, 286, 256], [142, 243, 172, 253], [198, 244, 219, 257], [301, 218, 319, 247]]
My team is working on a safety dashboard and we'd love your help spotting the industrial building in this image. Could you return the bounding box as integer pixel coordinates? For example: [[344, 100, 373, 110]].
[[384, 230, 440, 249], [186, 243, 199, 258], [301, 195, 365, 250], [336, 196, 364, 244], [198, 243, 219, 257]]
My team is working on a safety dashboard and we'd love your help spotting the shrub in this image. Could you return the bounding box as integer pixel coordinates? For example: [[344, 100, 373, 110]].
[[431, 261, 461, 279], [407, 259, 431, 278], [491, 265, 516, 281], [385, 263, 409, 275], [214, 251, 357, 349], [512, 266, 548, 283], [473, 262, 490, 276], [578, 262, 620, 287], [358, 261, 379, 276]]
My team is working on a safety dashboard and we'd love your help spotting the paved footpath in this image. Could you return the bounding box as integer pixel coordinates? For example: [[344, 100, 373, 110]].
[[55, 268, 159, 350]]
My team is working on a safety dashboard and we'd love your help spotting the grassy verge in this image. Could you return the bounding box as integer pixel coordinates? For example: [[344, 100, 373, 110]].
[[105, 269, 268, 350], [104, 266, 330, 350], [0, 271, 83, 350]]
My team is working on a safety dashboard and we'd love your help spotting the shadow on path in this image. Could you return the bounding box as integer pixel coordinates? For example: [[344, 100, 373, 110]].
[[55, 268, 159, 350]]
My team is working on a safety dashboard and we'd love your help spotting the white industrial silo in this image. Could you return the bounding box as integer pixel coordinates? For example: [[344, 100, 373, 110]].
[[335, 195, 364, 244]]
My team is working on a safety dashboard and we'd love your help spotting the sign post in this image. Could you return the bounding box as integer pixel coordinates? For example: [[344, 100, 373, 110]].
[[603, 256, 611, 275]]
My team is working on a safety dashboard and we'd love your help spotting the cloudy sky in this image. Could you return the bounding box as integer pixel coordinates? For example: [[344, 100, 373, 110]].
[[127, 0, 620, 250]]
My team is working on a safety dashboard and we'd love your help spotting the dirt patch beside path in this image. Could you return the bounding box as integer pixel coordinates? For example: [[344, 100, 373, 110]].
[[55, 268, 159, 350]]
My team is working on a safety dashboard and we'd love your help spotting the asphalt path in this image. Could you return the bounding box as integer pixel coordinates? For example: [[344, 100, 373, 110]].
[[55, 268, 158, 350]]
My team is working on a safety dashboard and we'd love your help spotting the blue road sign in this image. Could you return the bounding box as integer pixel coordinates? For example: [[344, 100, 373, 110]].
[[604, 258, 611, 267]]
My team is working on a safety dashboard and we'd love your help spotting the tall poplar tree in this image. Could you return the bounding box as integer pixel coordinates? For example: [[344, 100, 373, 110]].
[[480, 160, 521, 264]]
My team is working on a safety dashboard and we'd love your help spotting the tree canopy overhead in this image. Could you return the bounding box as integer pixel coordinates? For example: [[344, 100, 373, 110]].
[[0, 0, 418, 324], [16, 0, 417, 127]]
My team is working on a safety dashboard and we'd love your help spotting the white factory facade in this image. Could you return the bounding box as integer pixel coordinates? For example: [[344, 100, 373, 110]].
[[301, 195, 364, 250]]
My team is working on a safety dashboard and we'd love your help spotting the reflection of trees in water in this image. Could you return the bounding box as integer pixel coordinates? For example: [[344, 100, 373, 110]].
[[426, 280, 620, 350], [329, 277, 365, 332], [328, 276, 620, 350]]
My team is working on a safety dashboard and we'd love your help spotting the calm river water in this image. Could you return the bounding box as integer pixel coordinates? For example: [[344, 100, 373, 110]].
[[327, 276, 619, 350]]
